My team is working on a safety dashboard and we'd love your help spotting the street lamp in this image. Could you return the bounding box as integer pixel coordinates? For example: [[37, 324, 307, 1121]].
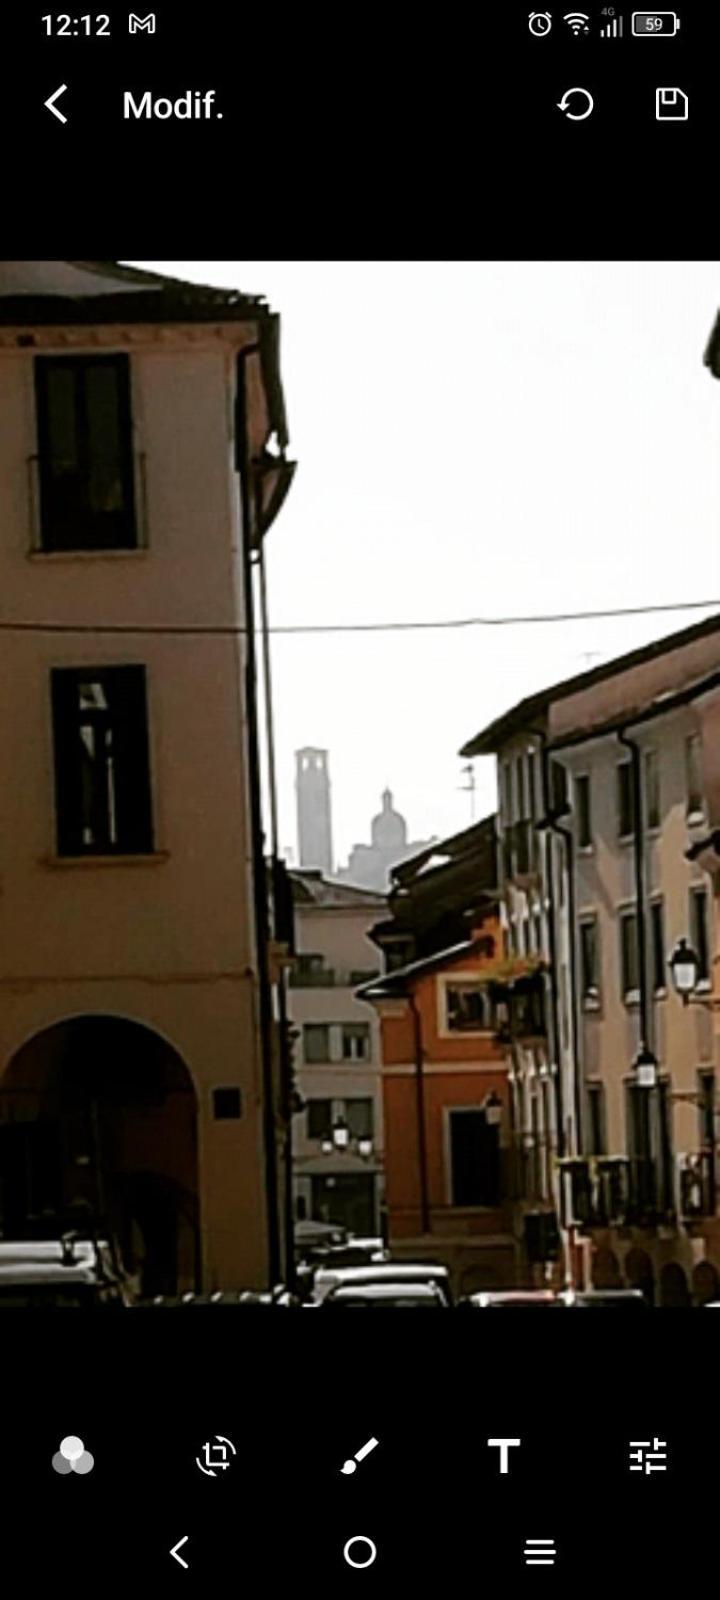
[[357, 1135, 373, 1160], [668, 937, 700, 1004], [633, 1043, 658, 1090], [484, 1091, 503, 1127], [332, 1116, 350, 1151]]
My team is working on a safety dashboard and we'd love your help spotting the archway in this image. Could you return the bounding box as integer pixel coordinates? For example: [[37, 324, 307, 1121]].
[[692, 1260, 720, 1306], [0, 1016, 198, 1296], [659, 1262, 691, 1308], [625, 1246, 655, 1306]]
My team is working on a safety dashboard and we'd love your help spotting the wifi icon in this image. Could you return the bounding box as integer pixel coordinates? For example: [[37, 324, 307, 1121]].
[[564, 10, 590, 31]]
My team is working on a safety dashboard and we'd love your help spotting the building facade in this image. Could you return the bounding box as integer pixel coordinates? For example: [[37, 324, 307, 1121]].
[[289, 871, 385, 1235], [0, 260, 295, 1295], [462, 612, 720, 1302]]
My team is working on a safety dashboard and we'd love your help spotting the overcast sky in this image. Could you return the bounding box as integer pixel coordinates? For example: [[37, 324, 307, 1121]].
[[132, 261, 720, 869]]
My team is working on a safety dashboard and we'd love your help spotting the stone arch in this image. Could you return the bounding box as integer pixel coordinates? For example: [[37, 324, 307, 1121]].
[[692, 1260, 720, 1306], [0, 1014, 199, 1296], [625, 1246, 655, 1306], [592, 1246, 622, 1290], [659, 1261, 690, 1308]]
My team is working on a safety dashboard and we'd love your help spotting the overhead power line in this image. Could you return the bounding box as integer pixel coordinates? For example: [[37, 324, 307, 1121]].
[[0, 597, 717, 636]]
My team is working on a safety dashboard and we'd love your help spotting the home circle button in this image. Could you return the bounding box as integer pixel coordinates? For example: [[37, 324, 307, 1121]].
[[343, 1536, 378, 1569]]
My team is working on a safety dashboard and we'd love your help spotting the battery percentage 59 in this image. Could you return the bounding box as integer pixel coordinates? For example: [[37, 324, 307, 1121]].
[[631, 11, 681, 33]]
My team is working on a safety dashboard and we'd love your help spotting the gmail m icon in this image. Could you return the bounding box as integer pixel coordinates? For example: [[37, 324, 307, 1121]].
[[129, 12, 156, 31]]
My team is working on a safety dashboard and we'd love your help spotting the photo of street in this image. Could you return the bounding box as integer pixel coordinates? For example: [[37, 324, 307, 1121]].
[[1, 258, 719, 1308]]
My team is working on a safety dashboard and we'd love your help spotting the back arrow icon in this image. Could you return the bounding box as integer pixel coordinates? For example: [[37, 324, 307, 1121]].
[[45, 85, 68, 124], [170, 1536, 189, 1570], [557, 87, 594, 120]]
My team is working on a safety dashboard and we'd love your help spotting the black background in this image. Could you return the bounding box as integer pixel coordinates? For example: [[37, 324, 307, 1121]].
[[1, 3, 719, 1583], [3, 0, 717, 254]]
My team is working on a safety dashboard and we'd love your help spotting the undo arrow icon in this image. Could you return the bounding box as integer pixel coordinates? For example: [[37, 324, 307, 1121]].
[[557, 87, 594, 121], [45, 85, 68, 124]]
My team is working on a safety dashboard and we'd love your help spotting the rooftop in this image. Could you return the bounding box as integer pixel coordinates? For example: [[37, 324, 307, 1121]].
[[290, 869, 386, 909], [461, 609, 720, 756]]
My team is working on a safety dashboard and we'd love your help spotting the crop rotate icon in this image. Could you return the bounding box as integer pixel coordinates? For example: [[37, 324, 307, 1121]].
[[52, 1435, 94, 1475]]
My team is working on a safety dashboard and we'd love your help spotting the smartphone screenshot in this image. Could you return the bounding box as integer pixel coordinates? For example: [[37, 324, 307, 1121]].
[[1, 0, 718, 1585]]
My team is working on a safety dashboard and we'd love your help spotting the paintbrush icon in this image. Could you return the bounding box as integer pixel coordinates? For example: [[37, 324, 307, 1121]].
[[340, 1437, 379, 1476]]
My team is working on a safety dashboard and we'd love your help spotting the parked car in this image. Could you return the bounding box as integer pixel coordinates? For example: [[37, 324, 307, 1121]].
[[459, 1290, 560, 1308], [558, 1289, 647, 1308], [0, 1233, 131, 1306], [321, 1281, 448, 1308], [460, 1287, 647, 1308], [311, 1262, 453, 1306]]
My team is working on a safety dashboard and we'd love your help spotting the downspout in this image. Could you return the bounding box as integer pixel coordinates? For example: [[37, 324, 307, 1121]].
[[407, 991, 431, 1235], [545, 807, 582, 1157], [257, 537, 296, 1293], [534, 734, 566, 1158], [617, 729, 651, 1054], [236, 346, 281, 1287]]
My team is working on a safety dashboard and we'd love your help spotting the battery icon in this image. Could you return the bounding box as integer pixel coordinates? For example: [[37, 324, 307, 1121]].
[[631, 11, 681, 33]]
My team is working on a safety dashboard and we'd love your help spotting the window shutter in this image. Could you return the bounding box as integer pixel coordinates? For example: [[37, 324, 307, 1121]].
[[51, 671, 84, 855], [109, 667, 154, 852]]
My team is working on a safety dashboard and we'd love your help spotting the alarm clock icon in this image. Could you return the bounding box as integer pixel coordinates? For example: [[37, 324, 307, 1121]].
[[528, 11, 553, 35]]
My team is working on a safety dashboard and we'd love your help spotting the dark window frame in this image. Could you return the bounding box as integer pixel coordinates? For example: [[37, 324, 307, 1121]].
[[619, 907, 640, 1002], [617, 761, 635, 840], [34, 353, 138, 553], [579, 915, 600, 1007], [650, 897, 666, 994], [644, 748, 661, 832], [690, 885, 711, 984], [302, 1024, 331, 1064], [50, 665, 154, 857], [575, 773, 592, 850]]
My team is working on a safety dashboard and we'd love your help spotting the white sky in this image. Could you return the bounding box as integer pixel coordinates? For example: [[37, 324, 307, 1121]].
[[132, 261, 720, 869]]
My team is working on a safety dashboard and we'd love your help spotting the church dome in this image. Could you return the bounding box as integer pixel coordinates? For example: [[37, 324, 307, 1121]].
[[371, 789, 407, 849]]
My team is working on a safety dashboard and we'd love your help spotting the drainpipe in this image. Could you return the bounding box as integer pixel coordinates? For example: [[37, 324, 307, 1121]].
[[545, 807, 582, 1157], [617, 729, 651, 1054], [407, 991, 431, 1235], [534, 735, 566, 1158], [236, 346, 281, 1288]]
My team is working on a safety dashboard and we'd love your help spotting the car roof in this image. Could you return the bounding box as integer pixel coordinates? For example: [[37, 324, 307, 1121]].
[[0, 1261, 106, 1285], [314, 1263, 449, 1285], [468, 1291, 559, 1306], [327, 1282, 444, 1303]]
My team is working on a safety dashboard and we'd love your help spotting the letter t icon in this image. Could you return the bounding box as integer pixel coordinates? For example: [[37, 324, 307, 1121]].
[[487, 1438, 521, 1474]]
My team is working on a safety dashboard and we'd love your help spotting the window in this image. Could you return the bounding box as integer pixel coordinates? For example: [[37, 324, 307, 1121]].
[[532, 909, 543, 954], [579, 917, 600, 1005], [501, 762, 513, 824], [445, 981, 490, 1032], [575, 774, 592, 849], [34, 354, 137, 551], [617, 761, 635, 839], [448, 1109, 500, 1206], [303, 1024, 330, 1063], [644, 749, 660, 831], [586, 1083, 606, 1156], [51, 666, 153, 856], [690, 886, 710, 983], [550, 760, 569, 816], [213, 1087, 242, 1121], [515, 755, 528, 820], [650, 899, 665, 993], [346, 1099, 374, 1139], [699, 1071, 715, 1152], [307, 1099, 332, 1139], [342, 1024, 371, 1061], [619, 909, 639, 1000], [528, 751, 539, 821], [686, 734, 704, 819]]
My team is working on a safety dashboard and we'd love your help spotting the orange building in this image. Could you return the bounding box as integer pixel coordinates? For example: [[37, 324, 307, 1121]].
[[358, 914, 522, 1296]]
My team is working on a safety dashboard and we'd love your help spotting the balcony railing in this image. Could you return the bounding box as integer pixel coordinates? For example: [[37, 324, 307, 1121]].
[[558, 1155, 676, 1230], [679, 1151, 716, 1219]]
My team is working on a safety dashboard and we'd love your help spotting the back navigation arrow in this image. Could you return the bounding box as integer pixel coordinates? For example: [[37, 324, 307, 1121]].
[[45, 85, 68, 124], [170, 1536, 189, 1570]]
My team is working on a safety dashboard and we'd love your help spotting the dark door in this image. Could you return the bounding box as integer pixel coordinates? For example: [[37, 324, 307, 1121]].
[[449, 1110, 500, 1206]]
